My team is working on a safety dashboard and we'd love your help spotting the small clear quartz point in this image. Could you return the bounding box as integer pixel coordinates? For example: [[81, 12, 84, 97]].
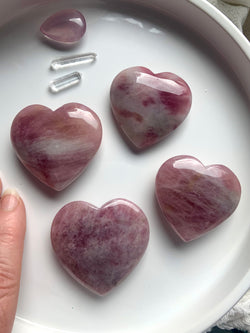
[[50, 53, 97, 70], [49, 72, 81, 93]]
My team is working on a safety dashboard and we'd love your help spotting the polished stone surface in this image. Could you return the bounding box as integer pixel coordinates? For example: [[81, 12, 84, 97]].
[[11, 103, 102, 191], [110, 66, 192, 150], [51, 199, 150, 295], [155, 155, 241, 242], [40, 9, 86, 46]]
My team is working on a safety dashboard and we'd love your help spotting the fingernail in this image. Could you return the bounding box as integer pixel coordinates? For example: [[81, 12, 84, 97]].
[[1, 189, 20, 212]]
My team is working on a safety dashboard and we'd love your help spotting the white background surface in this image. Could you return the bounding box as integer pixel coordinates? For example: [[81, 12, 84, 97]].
[[0, 0, 249, 332]]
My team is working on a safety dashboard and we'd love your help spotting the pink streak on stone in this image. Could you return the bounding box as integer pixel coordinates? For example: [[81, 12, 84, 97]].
[[110, 66, 192, 150], [40, 9, 86, 46], [155, 155, 241, 242], [51, 199, 150, 295], [11, 103, 102, 191]]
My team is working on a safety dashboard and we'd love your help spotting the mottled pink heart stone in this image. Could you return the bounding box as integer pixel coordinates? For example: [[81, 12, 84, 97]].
[[110, 66, 192, 150], [51, 199, 150, 295], [40, 9, 86, 46], [11, 103, 102, 191], [155, 155, 241, 242]]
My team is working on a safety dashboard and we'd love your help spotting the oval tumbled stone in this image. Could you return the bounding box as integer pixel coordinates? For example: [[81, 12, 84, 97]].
[[40, 9, 86, 46]]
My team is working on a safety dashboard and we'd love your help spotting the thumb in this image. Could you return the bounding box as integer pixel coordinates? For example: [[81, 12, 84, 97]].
[[0, 187, 26, 333]]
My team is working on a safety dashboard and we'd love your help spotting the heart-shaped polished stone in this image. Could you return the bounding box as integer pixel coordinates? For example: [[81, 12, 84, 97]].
[[51, 199, 150, 295], [110, 66, 192, 150], [11, 103, 102, 191], [40, 9, 86, 46], [155, 155, 241, 242]]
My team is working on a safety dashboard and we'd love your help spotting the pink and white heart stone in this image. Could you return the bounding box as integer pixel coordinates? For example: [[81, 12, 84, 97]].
[[51, 199, 150, 295], [110, 66, 192, 150], [11, 103, 102, 191], [155, 155, 241, 242], [40, 9, 86, 46]]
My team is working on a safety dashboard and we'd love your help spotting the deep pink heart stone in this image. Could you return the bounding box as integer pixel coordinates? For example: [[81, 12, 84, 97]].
[[110, 66, 192, 150], [40, 9, 86, 46], [11, 103, 102, 191], [51, 199, 150, 295], [155, 155, 241, 242]]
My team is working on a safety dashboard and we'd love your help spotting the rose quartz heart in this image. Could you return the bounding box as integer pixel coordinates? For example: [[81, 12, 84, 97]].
[[51, 199, 150, 295], [11, 103, 102, 191], [40, 9, 86, 47], [110, 66, 192, 150], [155, 155, 241, 242]]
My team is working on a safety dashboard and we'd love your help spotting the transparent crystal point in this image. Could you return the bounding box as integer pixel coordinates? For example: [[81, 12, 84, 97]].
[[51, 53, 97, 70], [49, 72, 81, 93]]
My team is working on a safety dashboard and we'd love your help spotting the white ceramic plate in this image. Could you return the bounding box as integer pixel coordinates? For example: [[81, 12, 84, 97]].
[[0, 0, 249, 332]]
